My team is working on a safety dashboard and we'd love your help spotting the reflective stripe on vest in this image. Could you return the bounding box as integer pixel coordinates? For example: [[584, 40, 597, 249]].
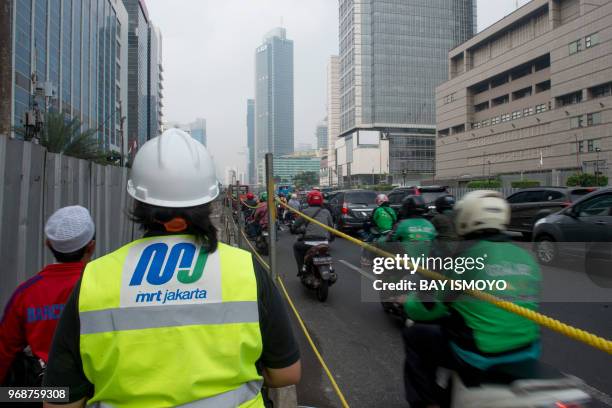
[[79, 237, 264, 408], [89, 380, 263, 408]]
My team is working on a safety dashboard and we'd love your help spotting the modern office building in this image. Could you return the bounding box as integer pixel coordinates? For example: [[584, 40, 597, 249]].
[[258, 155, 321, 184], [254, 27, 294, 182], [336, 0, 476, 185], [148, 24, 163, 139], [316, 118, 328, 150], [436, 0, 612, 186], [247, 98, 255, 184], [323, 55, 341, 187], [0, 0, 129, 152]]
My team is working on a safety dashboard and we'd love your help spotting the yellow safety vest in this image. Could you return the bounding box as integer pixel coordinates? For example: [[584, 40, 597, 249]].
[[78, 236, 264, 408]]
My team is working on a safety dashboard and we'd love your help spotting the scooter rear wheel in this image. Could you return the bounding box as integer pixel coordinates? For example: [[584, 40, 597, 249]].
[[316, 280, 329, 302]]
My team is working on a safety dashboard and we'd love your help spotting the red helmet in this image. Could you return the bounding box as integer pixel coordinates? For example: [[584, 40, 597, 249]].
[[307, 190, 323, 206], [246, 192, 254, 200]]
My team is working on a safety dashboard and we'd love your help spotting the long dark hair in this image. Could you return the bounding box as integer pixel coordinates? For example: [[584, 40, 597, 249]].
[[130, 201, 218, 253]]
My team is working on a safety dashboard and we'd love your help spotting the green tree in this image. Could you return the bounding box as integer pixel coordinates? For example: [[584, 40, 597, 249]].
[[14, 112, 113, 164], [566, 172, 608, 187], [293, 171, 319, 189], [467, 179, 502, 188]]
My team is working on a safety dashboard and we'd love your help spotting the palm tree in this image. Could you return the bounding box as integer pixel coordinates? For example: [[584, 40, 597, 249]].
[[15, 112, 109, 163]]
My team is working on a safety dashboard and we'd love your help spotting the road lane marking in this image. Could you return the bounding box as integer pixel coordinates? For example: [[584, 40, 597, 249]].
[[339, 260, 376, 282]]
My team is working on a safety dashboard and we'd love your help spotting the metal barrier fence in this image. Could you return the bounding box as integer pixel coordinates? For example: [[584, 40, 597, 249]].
[[0, 137, 137, 310], [448, 187, 519, 200]]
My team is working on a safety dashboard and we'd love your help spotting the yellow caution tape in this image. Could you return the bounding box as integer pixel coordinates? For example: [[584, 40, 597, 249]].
[[228, 214, 351, 408], [278, 200, 612, 355]]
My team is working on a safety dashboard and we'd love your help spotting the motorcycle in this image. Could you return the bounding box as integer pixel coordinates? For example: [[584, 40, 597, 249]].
[[255, 225, 269, 256], [442, 359, 591, 408], [301, 241, 337, 302]]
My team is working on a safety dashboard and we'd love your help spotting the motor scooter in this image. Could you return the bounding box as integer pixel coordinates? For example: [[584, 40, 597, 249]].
[[300, 241, 337, 302]]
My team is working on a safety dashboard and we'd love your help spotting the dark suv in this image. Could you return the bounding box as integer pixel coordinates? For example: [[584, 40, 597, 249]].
[[387, 186, 449, 215], [506, 187, 597, 237], [327, 190, 378, 231]]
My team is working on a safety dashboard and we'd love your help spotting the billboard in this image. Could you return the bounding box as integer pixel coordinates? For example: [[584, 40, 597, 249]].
[[358, 130, 380, 146]]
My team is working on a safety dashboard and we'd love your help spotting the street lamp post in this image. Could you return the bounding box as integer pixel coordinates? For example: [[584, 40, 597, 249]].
[[595, 147, 601, 186]]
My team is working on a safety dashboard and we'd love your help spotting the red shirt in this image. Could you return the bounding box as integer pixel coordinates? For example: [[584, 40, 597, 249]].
[[0, 262, 83, 383]]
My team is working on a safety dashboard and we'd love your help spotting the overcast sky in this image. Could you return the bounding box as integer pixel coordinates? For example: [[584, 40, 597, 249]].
[[146, 0, 531, 176]]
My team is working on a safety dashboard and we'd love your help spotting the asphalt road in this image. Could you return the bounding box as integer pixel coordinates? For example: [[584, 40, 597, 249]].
[[266, 227, 612, 408]]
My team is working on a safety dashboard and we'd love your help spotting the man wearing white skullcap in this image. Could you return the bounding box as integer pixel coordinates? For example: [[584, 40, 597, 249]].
[[0, 206, 96, 385]]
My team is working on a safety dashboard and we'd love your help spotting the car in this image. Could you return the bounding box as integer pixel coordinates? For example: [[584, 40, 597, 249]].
[[387, 186, 450, 215], [506, 187, 598, 238], [326, 189, 378, 232], [532, 187, 612, 265]]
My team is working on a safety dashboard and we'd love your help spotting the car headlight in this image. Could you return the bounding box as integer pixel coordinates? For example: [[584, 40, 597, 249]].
[[534, 217, 547, 227]]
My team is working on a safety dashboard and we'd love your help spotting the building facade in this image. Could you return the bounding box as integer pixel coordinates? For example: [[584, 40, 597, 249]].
[[148, 24, 162, 139], [247, 98, 255, 184], [258, 155, 321, 185], [0, 0, 129, 152], [436, 0, 612, 186], [316, 118, 328, 151], [254, 27, 294, 183], [337, 0, 476, 185], [324, 55, 341, 186]]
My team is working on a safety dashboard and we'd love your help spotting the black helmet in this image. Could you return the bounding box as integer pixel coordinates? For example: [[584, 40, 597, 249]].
[[400, 195, 427, 217], [435, 195, 455, 213]]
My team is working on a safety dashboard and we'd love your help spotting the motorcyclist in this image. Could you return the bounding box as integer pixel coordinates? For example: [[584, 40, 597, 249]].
[[241, 192, 258, 220], [286, 193, 301, 223], [371, 193, 397, 238], [430, 195, 458, 257], [292, 190, 333, 276], [391, 195, 437, 258], [253, 192, 269, 235], [277, 193, 287, 222], [400, 190, 542, 408]]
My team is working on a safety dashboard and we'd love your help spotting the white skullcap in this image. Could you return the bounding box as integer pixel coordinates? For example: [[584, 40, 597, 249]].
[[45, 206, 95, 253]]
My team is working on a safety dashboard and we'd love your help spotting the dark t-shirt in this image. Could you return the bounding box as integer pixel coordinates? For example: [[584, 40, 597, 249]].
[[43, 255, 300, 403]]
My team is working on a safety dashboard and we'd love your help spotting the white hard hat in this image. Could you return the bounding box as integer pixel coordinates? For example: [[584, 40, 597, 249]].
[[127, 128, 219, 208], [454, 190, 510, 236], [45, 206, 95, 253], [376, 193, 389, 205]]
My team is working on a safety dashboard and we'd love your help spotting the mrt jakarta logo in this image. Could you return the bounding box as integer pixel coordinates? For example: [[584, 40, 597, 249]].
[[120, 237, 222, 307]]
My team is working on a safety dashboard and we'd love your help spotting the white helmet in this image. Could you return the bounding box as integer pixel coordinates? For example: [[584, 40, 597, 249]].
[[454, 190, 510, 236], [127, 128, 219, 208], [376, 193, 389, 205]]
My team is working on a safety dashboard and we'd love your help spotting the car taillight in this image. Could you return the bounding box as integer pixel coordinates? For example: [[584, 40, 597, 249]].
[[341, 202, 349, 214], [555, 402, 585, 408], [414, 189, 421, 195], [562, 201, 572, 207]]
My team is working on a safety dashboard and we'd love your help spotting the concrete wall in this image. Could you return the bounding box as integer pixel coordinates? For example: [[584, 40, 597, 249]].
[[0, 137, 137, 311]]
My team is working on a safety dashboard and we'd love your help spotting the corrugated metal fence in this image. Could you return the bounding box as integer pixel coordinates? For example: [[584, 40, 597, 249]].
[[447, 187, 519, 200], [0, 137, 137, 310]]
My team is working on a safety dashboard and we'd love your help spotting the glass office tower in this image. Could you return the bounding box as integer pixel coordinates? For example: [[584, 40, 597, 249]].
[[247, 99, 255, 185], [338, 0, 476, 181], [4, 0, 129, 150]]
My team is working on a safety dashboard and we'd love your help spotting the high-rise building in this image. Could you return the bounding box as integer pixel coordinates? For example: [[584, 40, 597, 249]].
[[336, 0, 476, 185], [148, 24, 163, 139], [316, 119, 328, 150], [436, 0, 612, 186], [247, 99, 255, 185], [0, 0, 129, 152], [325, 55, 341, 186], [254, 27, 294, 183]]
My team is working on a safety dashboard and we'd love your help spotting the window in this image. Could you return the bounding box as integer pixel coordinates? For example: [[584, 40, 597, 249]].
[[438, 128, 449, 137], [587, 139, 600, 152], [590, 82, 612, 99], [481, 119, 490, 127], [544, 191, 565, 201], [523, 107, 534, 116], [570, 115, 584, 128], [575, 194, 612, 217], [585, 33, 599, 48], [474, 101, 489, 112], [491, 116, 501, 125], [501, 113, 510, 122], [512, 110, 522, 120], [507, 192, 528, 204], [491, 74, 509, 88], [535, 103, 547, 113], [491, 94, 509, 107], [472, 122, 481, 129], [452, 124, 465, 134], [587, 112, 601, 126], [535, 80, 551, 93], [512, 86, 532, 100], [577, 140, 584, 153], [556, 91, 583, 107], [569, 39, 582, 55]]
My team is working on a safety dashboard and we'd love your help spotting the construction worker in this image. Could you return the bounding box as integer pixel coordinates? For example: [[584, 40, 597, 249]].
[[0, 206, 95, 385], [43, 129, 300, 407], [401, 191, 541, 408]]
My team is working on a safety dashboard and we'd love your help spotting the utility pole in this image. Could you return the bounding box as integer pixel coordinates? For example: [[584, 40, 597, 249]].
[[595, 147, 601, 186], [265, 153, 277, 280]]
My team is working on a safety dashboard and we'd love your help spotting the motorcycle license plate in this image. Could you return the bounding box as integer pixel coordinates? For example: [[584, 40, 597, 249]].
[[262, 231, 269, 236], [313, 257, 333, 265]]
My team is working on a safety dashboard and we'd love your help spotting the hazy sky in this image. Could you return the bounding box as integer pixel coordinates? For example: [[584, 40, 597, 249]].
[[146, 0, 531, 176]]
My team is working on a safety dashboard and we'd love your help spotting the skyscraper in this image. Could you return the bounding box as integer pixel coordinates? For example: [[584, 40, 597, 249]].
[[0, 0, 129, 152], [246, 99, 255, 185], [336, 0, 476, 185], [148, 24, 163, 139], [326, 55, 341, 186], [316, 119, 328, 150], [254, 27, 294, 183]]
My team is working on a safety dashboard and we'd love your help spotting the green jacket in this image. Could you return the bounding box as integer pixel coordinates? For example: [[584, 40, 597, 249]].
[[392, 217, 437, 257], [372, 205, 397, 232], [404, 237, 541, 358]]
